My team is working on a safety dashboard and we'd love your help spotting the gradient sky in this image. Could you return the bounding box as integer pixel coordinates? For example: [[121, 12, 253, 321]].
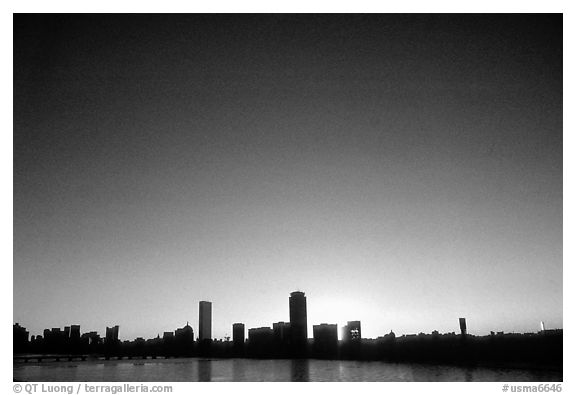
[[14, 14, 562, 341]]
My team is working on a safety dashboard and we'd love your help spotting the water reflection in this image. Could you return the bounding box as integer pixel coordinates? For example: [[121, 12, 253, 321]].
[[290, 359, 309, 382], [13, 358, 562, 382], [232, 359, 246, 381], [464, 367, 474, 382], [197, 359, 212, 382]]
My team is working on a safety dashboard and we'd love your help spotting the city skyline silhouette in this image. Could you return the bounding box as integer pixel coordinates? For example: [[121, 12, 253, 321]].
[[14, 290, 562, 344], [13, 290, 563, 378], [14, 14, 562, 344]]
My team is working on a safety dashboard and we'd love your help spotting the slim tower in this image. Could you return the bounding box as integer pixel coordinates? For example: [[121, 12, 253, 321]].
[[289, 291, 307, 352], [199, 301, 212, 341], [459, 318, 467, 336]]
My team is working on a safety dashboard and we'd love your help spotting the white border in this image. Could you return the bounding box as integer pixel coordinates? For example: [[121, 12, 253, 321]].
[[4, 2, 571, 395]]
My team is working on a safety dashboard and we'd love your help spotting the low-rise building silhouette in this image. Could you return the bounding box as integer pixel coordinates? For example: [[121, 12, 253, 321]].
[[273, 322, 291, 345], [232, 323, 245, 353], [174, 322, 195, 356], [248, 327, 274, 357], [70, 325, 81, 341], [13, 323, 29, 353], [106, 325, 120, 344], [343, 321, 361, 342], [313, 323, 338, 358]]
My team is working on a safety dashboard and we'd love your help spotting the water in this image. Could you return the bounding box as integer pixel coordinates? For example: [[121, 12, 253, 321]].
[[13, 358, 562, 382]]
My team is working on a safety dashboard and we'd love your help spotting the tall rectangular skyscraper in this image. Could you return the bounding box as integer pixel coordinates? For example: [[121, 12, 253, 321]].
[[289, 291, 307, 353], [459, 318, 467, 336], [199, 301, 212, 341]]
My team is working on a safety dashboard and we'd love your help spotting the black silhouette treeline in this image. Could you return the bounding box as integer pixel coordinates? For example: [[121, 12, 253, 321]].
[[13, 291, 562, 371]]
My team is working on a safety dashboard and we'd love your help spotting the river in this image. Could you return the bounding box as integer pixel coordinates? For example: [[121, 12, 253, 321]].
[[13, 358, 562, 382]]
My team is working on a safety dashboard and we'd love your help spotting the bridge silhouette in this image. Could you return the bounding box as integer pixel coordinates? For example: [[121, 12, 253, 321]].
[[13, 354, 180, 363]]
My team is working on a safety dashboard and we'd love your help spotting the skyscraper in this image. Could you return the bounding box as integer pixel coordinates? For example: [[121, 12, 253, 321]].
[[199, 301, 212, 341], [289, 291, 307, 352], [459, 318, 467, 336]]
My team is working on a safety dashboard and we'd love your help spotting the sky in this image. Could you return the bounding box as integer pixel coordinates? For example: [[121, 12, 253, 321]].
[[13, 14, 562, 341]]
